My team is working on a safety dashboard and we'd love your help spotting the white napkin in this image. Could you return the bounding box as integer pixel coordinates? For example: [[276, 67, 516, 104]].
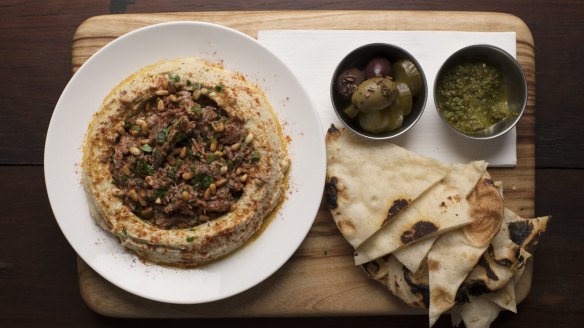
[[258, 30, 517, 166]]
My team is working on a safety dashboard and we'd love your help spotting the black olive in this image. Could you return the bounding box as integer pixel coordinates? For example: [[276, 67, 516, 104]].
[[335, 67, 365, 98], [364, 57, 392, 79]]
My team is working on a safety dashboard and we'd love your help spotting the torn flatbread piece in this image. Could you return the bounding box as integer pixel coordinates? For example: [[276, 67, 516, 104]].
[[460, 209, 550, 298], [391, 165, 490, 272], [428, 175, 504, 327], [458, 296, 502, 328], [485, 264, 526, 313], [363, 255, 430, 309], [355, 161, 487, 266], [491, 208, 550, 270], [325, 125, 452, 248]]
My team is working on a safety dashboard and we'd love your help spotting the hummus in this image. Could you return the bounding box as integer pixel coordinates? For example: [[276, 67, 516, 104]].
[[82, 58, 289, 267]]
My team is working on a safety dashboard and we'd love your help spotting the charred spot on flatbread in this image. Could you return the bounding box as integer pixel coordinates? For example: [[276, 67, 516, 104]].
[[383, 198, 410, 225], [327, 123, 340, 134], [525, 230, 544, 254], [325, 177, 339, 209], [400, 221, 439, 244], [403, 266, 430, 308], [508, 221, 534, 246]]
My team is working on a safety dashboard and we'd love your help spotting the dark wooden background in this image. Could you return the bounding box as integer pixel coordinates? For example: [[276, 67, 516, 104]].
[[0, 1, 582, 327]]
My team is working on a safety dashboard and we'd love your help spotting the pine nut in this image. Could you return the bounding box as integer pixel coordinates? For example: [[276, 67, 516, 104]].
[[144, 176, 154, 186], [210, 140, 217, 152], [216, 178, 228, 187], [179, 147, 187, 159], [129, 146, 141, 156], [245, 133, 254, 144], [230, 143, 241, 151], [209, 183, 217, 195], [214, 151, 223, 157], [155, 89, 169, 96], [127, 189, 138, 202], [212, 121, 224, 132], [182, 191, 190, 201], [182, 172, 193, 180], [157, 98, 164, 111], [161, 80, 169, 89], [200, 88, 209, 95], [240, 174, 248, 182], [204, 188, 211, 200], [122, 164, 132, 176], [192, 90, 201, 100], [220, 166, 228, 175], [169, 94, 178, 103], [112, 188, 124, 196], [280, 159, 290, 172], [155, 197, 162, 204], [116, 125, 126, 135], [200, 215, 210, 222]]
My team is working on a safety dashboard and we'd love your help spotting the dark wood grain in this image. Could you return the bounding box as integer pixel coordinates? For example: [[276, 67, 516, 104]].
[[0, 0, 583, 327]]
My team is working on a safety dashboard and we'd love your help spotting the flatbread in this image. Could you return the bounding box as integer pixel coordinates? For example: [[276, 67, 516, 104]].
[[325, 125, 452, 248], [491, 208, 550, 270], [458, 296, 502, 328], [363, 255, 430, 309], [428, 175, 504, 327], [391, 167, 491, 272], [485, 264, 526, 313], [355, 161, 487, 266], [461, 209, 550, 298]]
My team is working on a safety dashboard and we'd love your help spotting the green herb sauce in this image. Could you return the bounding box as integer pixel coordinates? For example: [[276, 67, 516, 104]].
[[437, 60, 515, 132]]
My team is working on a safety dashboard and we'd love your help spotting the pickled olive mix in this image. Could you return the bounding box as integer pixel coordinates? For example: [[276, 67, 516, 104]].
[[334, 56, 421, 134], [436, 60, 516, 132], [108, 76, 257, 230]]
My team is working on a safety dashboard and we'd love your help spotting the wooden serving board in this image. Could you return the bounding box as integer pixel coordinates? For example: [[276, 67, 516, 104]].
[[73, 11, 535, 318]]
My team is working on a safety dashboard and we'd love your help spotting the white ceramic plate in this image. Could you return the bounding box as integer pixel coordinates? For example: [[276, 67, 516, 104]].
[[44, 22, 325, 304]]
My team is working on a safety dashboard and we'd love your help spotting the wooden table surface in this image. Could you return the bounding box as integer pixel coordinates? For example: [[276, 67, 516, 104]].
[[0, 1, 582, 327]]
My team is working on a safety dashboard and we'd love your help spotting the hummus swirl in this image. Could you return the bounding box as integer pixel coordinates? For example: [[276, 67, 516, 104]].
[[82, 58, 289, 267]]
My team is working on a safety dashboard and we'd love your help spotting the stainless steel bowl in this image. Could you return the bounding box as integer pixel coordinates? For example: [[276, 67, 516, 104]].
[[434, 44, 527, 140], [330, 43, 427, 140]]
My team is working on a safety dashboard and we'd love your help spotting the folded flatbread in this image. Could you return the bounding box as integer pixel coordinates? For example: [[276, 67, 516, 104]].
[[363, 255, 430, 309], [325, 125, 452, 248], [428, 175, 504, 327], [355, 161, 487, 266], [460, 209, 550, 298], [390, 165, 489, 272]]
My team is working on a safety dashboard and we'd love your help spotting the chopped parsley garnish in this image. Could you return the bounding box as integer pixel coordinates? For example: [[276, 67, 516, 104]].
[[214, 84, 224, 92], [122, 227, 128, 236], [124, 121, 132, 130], [226, 159, 234, 172], [193, 82, 201, 90], [157, 126, 171, 144], [186, 79, 192, 87], [131, 125, 142, 133], [207, 154, 217, 163], [150, 187, 168, 201], [169, 74, 180, 83], [167, 159, 184, 179], [186, 236, 195, 242], [140, 144, 153, 153], [192, 173, 213, 190], [191, 104, 202, 115], [251, 152, 260, 162], [135, 159, 154, 176], [153, 147, 162, 159]]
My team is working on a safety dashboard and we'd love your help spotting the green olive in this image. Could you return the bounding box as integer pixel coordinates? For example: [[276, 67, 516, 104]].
[[342, 103, 360, 119], [391, 82, 413, 116], [351, 77, 397, 112], [358, 108, 391, 133], [392, 59, 422, 96], [386, 105, 404, 132]]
